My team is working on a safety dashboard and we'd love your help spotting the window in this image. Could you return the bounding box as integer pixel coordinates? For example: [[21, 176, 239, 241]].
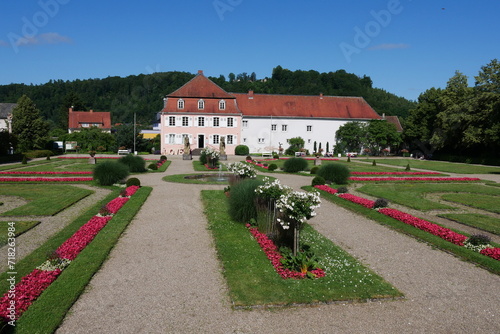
[[213, 117, 220, 127], [243, 138, 247, 143], [198, 117, 205, 127], [242, 120, 248, 128], [178, 99, 184, 109], [213, 135, 219, 144], [81, 123, 89, 127], [307, 125, 312, 131], [227, 117, 234, 127], [182, 116, 189, 127], [258, 138, 265, 144], [198, 99, 204, 110], [227, 135, 233, 144], [169, 116, 175, 126], [168, 134, 175, 144], [219, 100, 226, 110], [282, 124, 288, 132], [271, 124, 277, 131]]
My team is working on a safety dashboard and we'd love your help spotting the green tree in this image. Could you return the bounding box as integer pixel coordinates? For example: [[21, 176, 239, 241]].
[[335, 121, 367, 153], [67, 127, 116, 152], [285, 136, 305, 155], [11, 95, 49, 152], [56, 92, 86, 131], [366, 120, 401, 155]]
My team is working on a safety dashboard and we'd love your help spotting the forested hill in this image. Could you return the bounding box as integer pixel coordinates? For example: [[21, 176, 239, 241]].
[[0, 66, 415, 128]]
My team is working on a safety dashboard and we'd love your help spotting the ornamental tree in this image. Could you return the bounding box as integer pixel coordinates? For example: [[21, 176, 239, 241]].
[[11, 95, 49, 153]]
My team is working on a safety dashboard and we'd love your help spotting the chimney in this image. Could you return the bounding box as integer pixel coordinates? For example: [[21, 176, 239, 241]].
[[319, 93, 323, 99], [163, 97, 167, 108], [382, 113, 385, 119], [198, 70, 203, 75], [90, 109, 94, 113], [69, 107, 73, 113], [248, 90, 254, 99]]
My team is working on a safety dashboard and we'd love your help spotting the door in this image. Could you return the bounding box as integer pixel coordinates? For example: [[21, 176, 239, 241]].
[[198, 134, 204, 148]]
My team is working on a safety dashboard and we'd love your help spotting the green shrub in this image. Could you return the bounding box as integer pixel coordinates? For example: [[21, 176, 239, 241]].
[[246, 155, 253, 161], [310, 166, 319, 174], [373, 198, 389, 209], [22, 155, 27, 164], [118, 154, 146, 173], [199, 150, 207, 165], [283, 157, 308, 173], [268, 163, 278, 171], [337, 186, 348, 194], [273, 154, 280, 159], [467, 234, 491, 246], [311, 176, 325, 186], [228, 178, 264, 223], [46, 154, 51, 160], [148, 163, 158, 170], [24, 150, 53, 159], [93, 161, 130, 186], [235, 145, 250, 155], [317, 163, 350, 185], [372, 160, 377, 166], [126, 177, 141, 187], [347, 156, 351, 162], [160, 155, 167, 161], [405, 163, 411, 171]]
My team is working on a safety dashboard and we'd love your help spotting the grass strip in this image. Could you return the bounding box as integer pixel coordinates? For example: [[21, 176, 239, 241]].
[[440, 193, 500, 214], [0, 221, 40, 247], [438, 213, 500, 235], [202, 190, 402, 307], [308, 186, 500, 275], [5, 187, 151, 334], [358, 158, 500, 174], [0, 185, 93, 216]]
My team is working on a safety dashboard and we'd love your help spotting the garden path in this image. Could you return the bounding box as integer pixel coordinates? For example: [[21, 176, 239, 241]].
[[57, 155, 500, 334]]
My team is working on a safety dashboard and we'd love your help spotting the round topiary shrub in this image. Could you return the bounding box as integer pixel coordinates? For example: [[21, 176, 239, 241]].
[[317, 163, 350, 184], [246, 155, 253, 161], [405, 163, 411, 171], [228, 178, 264, 223], [283, 157, 308, 173], [311, 175, 325, 186], [94, 161, 130, 186], [310, 166, 319, 174], [160, 155, 167, 161], [467, 234, 491, 246], [337, 186, 348, 193], [273, 154, 280, 159], [372, 160, 377, 166], [148, 163, 158, 170], [21, 155, 27, 164], [268, 163, 278, 171], [373, 198, 389, 209], [126, 177, 141, 187], [118, 154, 146, 173], [235, 145, 250, 155]]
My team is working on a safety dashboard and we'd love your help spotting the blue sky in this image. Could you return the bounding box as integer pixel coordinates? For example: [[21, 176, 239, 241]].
[[1, 0, 499, 101]]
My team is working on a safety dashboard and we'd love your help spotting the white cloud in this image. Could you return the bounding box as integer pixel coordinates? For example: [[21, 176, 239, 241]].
[[368, 43, 410, 51], [14, 32, 72, 46]]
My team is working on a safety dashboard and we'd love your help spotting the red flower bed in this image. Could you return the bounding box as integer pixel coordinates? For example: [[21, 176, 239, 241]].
[[314, 185, 338, 195], [281, 157, 339, 161], [105, 197, 129, 214], [56, 215, 113, 260], [0, 171, 92, 175], [349, 177, 481, 182], [247, 225, 325, 279], [246, 160, 269, 169], [0, 177, 93, 182], [124, 185, 140, 197], [480, 247, 500, 261], [378, 208, 468, 245], [350, 172, 441, 175], [338, 193, 375, 208], [0, 269, 61, 322]]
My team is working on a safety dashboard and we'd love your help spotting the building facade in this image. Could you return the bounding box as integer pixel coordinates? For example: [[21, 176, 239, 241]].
[[160, 71, 382, 155]]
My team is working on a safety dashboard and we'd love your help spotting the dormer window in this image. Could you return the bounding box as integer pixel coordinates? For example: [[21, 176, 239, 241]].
[[198, 99, 205, 110], [219, 100, 226, 110], [178, 99, 184, 109]]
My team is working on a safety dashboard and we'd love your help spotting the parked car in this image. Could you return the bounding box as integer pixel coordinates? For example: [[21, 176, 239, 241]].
[[346, 152, 358, 157]]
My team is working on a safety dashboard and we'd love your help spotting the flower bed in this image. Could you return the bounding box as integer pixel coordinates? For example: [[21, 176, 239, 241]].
[[0, 171, 92, 175], [349, 177, 480, 182], [350, 172, 441, 175], [0, 185, 139, 322], [246, 160, 269, 169], [247, 225, 325, 279], [314, 185, 500, 261], [0, 177, 93, 182], [280, 157, 339, 161]]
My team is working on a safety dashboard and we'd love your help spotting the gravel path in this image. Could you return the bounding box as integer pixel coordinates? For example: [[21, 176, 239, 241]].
[[57, 156, 500, 333]]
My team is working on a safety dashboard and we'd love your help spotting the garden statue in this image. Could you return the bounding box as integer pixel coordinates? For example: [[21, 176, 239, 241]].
[[219, 136, 226, 155], [183, 136, 192, 160]]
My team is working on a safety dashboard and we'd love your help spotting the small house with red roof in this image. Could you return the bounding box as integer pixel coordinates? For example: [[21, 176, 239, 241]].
[[160, 71, 382, 155], [68, 108, 112, 134]]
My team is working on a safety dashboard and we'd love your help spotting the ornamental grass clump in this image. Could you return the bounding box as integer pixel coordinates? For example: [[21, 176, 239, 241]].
[[311, 176, 325, 186], [283, 157, 308, 173], [337, 186, 348, 194], [228, 178, 264, 223], [317, 163, 350, 185], [310, 166, 319, 174], [373, 198, 389, 209], [464, 234, 492, 252], [93, 161, 129, 186], [118, 154, 146, 173]]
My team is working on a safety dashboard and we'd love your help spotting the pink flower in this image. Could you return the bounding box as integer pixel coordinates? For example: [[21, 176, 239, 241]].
[[0, 177, 93, 182], [314, 185, 338, 195], [480, 247, 500, 260], [338, 193, 375, 208], [349, 177, 480, 181]]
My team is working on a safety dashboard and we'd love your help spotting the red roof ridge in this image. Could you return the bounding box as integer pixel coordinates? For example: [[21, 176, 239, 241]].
[[167, 71, 235, 99]]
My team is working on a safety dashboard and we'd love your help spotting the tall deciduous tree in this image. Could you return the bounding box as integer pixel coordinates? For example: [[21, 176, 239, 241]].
[[366, 120, 401, 155], [11, 95, 49, 152], [335, 121, 367, 153]]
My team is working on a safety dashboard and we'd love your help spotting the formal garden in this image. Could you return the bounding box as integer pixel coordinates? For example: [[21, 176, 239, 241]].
[[0, 150, 499, 332]]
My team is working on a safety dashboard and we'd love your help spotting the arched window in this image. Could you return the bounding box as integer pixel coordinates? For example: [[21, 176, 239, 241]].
[[198, 99, 205, 110], [219, 100, 226, 110], [178, 99, 184, 109]]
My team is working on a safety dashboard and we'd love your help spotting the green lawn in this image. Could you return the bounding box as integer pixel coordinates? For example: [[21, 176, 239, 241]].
[[0, 184, 93, 216], [0, 221, 40, 247], [440, 193, 500, 214], [438, 213, 500, 235], [202, 190, 402, 307], [357, 183, 500, 211], [359, 158, 500, 174]]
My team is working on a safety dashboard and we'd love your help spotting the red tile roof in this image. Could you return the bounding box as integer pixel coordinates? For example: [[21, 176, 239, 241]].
[[68, 109, 112, 129], [232, 93, 381, 119], [167, 71, 235, 99], [384, 115, 403, 132]]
